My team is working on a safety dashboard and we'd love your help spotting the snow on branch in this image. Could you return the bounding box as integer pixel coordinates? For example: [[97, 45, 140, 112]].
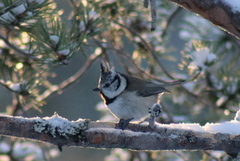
[[1, 113, 240, 155], [168, 0, 240, 39]]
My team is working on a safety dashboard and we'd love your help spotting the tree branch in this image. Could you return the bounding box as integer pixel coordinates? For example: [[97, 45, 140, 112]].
[[168, 0, 240, 39], [1, 113, 240, 156]]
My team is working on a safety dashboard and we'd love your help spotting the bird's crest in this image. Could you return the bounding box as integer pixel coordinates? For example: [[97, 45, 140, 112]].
[[100, 61, 111, 73]]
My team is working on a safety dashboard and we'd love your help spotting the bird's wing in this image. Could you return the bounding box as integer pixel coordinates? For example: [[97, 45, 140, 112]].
[[137, 83, 170, 97], [124, 75, 170, 97]]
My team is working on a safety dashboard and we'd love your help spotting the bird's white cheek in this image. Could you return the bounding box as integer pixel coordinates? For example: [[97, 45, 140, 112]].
[[102, 75, 127, 99]]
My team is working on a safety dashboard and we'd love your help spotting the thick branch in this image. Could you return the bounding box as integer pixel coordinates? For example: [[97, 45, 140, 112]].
[[0, 114, 240, 154], [168, 0, 240, 39]]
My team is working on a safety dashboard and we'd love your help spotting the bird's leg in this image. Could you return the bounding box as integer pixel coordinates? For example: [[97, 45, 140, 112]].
[[116, 118, 133, 130], [148, 103, 162, 129]]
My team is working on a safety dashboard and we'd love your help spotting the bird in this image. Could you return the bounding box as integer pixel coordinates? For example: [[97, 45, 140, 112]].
[[93, 61, 183, 130]]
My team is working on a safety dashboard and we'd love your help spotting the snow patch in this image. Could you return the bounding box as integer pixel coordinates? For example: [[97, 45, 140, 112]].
[[12, 4, 26, 15], [49, 35, 59, 44], [234, 110, 240, 121], [58, 49, 70, 56], [204, 121, 240, 135], [34, 113, 89, 138], [188, 48, 217, 71], [0, 12, 15, 23], [8, 81, 28, 92], [156, 110, 240, 135], [88, 11, 98, 20], [27, 0, 45, 4], [159, 123, 203, 132]]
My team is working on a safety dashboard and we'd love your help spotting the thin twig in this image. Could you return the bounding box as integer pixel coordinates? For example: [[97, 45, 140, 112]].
[[143, 0, 149, 8], [24, 53, 101, 110], [103, 44, 167, 82], [0, 33, 30, 57], [113, 21, 209, 107], [150, 0, 156, 31], [114, 21, 175, 80]]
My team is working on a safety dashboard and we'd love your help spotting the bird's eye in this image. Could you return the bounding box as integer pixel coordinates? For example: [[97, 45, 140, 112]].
[[104, 83, 110, 87]]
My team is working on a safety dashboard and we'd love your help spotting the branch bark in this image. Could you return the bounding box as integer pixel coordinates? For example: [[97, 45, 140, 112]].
[[0, 114, 240, 155], [168, 0, 240, 39]]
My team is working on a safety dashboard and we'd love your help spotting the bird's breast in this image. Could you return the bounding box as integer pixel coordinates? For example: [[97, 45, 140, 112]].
[[106, 91, 158, 122]]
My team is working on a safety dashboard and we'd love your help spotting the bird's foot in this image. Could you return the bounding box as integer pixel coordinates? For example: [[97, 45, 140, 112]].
[[116, 118, 133, 130], [148, 103, 162, 129]]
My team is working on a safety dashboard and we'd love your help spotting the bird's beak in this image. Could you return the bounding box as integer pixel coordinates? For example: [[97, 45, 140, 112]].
[[93, 88, 101, 92]]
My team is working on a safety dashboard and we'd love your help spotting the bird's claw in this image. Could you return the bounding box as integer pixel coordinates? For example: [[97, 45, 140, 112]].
[[116, 118, 133, 130], [148, 103, 162, 129]]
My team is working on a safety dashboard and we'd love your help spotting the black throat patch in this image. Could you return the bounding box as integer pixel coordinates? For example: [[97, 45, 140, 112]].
[[100, 91, 117, 105]]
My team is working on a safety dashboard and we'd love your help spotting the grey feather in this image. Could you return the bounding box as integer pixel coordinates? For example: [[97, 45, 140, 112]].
[[122, 74, 170, 97]]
